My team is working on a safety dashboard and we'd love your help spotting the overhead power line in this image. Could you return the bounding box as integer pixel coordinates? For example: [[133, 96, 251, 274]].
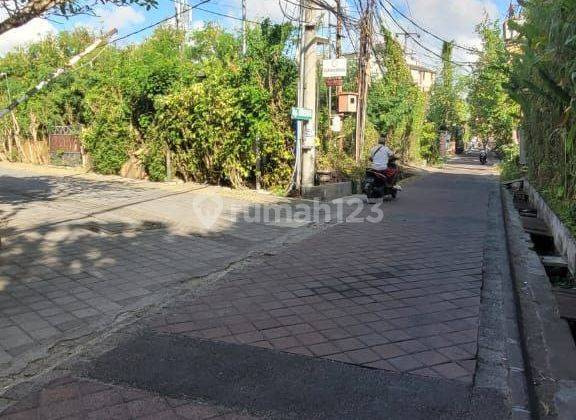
[[112, 0, 212, 44], [281, 0, 326, 11], [308, 0, 360, 26], [377, 2, 474, 69], [338, 0, 360, 53], [195, 6, 260, 24], [381, 0, 481, 54], [278, 0, 301, 23]]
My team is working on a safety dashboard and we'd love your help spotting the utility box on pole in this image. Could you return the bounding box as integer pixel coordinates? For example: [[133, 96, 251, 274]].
[[338, 93, 358, 113]]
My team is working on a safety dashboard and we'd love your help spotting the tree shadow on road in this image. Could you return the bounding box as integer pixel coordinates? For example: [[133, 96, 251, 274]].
[[0, 173, 302, 390]]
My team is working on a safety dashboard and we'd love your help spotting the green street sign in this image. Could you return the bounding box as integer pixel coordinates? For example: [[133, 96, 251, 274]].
[[291, 107, 313, 121]]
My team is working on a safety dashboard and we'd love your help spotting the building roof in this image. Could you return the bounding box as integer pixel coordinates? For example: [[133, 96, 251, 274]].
[[408, 62, 436, 74]]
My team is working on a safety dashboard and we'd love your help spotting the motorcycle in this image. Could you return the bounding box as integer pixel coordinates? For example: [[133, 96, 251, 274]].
[[362, 157, 401, 200], [479, 151, 488, 165]]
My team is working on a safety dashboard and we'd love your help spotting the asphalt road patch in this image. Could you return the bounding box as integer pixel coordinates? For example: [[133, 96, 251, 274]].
[[81, 330, 507, 419]]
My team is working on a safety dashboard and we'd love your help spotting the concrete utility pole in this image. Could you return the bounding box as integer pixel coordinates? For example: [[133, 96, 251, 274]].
[[355, 0, 375, 162], [334, 0, 345, 150], [335, 0, 343, 95], [294, 5, 305, 191], [300, 0, 319, 189], [395, 31, 419, 59], [174, 0, 192, 32], [242, 0, 247, 55], [172, 0, 193, 180]]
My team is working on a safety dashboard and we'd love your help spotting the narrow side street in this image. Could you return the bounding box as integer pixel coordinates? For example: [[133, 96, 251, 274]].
[[147, 156, 496, 383], [0, 157, 524, 419], [1, 0, 574, 418]]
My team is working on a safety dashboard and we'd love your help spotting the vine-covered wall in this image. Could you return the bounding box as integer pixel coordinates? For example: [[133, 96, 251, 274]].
[[509, 0, 576, 230]]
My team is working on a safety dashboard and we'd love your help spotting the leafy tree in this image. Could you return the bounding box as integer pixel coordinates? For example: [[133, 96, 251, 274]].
[[427, 41, 469, 154], [428, 42, 458, 130], [145, 22, 297, 187], [508, 0, 576, 225], [123, 28, 189, 132], [82, 92, 135, 174], [419, 121, 441, 164], [367, 30, 423, 161], [468, 20, 519, 150], [0, 28, 94, 159], [0, 22, 297, 189], [239, 20, 297, 187], [150, 77, 243, 184], [145, 22, 296, 187]]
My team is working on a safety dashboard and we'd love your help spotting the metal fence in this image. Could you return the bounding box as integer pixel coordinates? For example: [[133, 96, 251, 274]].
[[48, 126, 82, 166]]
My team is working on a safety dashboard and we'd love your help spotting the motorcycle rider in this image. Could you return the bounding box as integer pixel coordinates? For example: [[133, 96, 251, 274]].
[[363, 134, 402, 200], [369, 133, 401, 190], [479, 149, 488, 164], [370, 133, 395, 172]]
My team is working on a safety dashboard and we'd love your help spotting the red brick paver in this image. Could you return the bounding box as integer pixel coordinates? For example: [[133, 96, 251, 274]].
[[0, 161, 499, 420], [0, 377, 258, 420], [151, 170, 490, 383]]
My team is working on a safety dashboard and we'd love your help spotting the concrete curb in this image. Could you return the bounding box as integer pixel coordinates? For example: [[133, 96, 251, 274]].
[[475, 183, 532, 419], [475, 185, 508, 393], [501, 186, 576, 420], [302, 181, 352, 201]]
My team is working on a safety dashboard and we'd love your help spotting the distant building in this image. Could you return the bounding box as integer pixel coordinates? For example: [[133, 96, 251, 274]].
[[342, 50, 436, 93], [405, 56, 436, 93], [503, 3, 523, 53], [342, 52, 385, 80]]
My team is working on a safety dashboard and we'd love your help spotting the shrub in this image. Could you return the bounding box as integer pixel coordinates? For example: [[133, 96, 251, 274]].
[[419, 122, 441, 165], [499, 143, 523, 181], [82, 114, 134, 175], [143, 140, 167, 182]]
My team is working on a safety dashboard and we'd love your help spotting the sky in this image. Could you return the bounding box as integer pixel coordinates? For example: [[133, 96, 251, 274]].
[[0, 0, 514, 68]]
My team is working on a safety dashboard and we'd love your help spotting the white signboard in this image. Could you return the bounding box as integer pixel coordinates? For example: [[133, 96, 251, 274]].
[[322, 58, 347, 78], [331, 115, 342, 133], [303, 127, 315, 148]]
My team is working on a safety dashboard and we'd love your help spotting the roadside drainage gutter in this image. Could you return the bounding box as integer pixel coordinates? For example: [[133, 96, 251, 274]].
[[523, 180, 576, 276], [502, 186, 576, 419]]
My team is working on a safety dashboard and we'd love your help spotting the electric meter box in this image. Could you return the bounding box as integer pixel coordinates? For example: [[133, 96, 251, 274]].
[[338, 93, 358, 113]]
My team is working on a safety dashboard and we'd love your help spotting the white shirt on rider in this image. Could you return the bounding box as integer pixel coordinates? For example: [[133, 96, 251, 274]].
[[370, 145, 393, 171]]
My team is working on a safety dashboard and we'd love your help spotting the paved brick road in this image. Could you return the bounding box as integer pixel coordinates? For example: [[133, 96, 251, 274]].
[[148, 159, 492, 382], [0, 376, 258, 420], [0, 157, 516, 419], [0, 164, 318, 389]]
